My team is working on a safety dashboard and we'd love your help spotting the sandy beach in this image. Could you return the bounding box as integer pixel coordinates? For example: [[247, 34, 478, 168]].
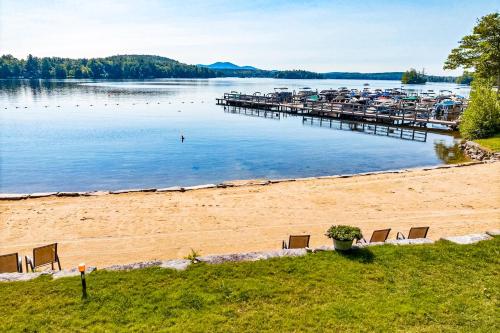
[[1, 162, 499, 268]]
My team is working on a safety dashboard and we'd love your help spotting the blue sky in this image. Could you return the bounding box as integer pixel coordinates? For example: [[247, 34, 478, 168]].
[[0, 0, 498, 74]]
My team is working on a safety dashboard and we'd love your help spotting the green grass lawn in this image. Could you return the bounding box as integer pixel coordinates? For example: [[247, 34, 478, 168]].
[[1, 238, 498, 332], [474, 133, 500, 152]]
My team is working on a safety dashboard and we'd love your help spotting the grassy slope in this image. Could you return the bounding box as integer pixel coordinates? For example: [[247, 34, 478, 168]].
[[474, 133, 500, 152], [0, 238, 498, 332]]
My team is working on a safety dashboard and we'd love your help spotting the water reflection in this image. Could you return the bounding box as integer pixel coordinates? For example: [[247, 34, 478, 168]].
[[225, 105, 430, 142], [433, 140, 469, 164], [0, 79, 185, 102], [224, 106, 282, 121], [301, 116, 429, 142]]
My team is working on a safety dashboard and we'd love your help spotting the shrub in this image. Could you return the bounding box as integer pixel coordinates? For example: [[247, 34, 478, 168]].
[[325, 225, 363, 241], [185, 249, 201, 263], [460, 79, 500, 140]]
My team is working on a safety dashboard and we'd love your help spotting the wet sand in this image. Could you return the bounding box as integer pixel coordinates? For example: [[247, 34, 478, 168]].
[[1, 162, 499, 268]]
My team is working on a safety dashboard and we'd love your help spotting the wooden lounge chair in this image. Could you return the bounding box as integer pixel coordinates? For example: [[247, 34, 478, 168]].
[[396, 227, 429, 240], [0, 252, 22, 273], [25, 243, 61, 272], [282, 235, 310, 249], [357, 229, 391, 244]]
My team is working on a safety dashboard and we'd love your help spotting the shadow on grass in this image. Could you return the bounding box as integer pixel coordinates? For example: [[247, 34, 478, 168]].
[[336, 247, 375, 263]]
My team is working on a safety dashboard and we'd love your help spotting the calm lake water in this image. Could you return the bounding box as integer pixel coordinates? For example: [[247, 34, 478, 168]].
[[0, 79, 470, 193]]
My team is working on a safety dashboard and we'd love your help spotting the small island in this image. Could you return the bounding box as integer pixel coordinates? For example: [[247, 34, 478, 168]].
[[401, 68, 427, 84]]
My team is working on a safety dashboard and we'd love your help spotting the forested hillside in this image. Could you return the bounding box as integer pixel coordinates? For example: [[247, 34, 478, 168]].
[[0, 54, 215, 79]]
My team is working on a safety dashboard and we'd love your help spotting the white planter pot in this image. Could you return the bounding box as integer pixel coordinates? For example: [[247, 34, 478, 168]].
[[333, 239, 353, 251]]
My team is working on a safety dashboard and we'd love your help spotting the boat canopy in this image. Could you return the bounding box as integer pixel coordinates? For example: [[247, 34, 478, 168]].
[[438, 100, 456, 106]]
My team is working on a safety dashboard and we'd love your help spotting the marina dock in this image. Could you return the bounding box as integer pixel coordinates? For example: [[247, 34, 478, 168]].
[[216, 90, 464, 130]]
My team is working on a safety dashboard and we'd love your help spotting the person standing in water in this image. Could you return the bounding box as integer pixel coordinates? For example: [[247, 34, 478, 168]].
[[181, 135, 185, 143]]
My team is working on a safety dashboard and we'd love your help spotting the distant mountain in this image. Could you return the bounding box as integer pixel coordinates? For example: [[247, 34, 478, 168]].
[[198, 62, 259, 71]]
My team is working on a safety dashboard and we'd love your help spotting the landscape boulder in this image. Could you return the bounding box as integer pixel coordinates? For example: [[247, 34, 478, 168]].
[[183, 184, 217, 191], [29, 192, 58, 198], [0, 272, 49, 282], [110, 189, 145, 194], [352, 241, 385, 248], [386, 238, 434, 245], [196, 248, 307, 264], [104, 260, 162, 271], [56, 192, 82, 197], [0, 193, 29, 200], [160, 259, 191, 271], [441, 233, 492, 244], [156, 186, 183, 192], [83, 191, 109, 196]]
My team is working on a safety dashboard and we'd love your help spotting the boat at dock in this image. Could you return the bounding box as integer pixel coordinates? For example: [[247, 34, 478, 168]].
[[217, 86, 468, 130]]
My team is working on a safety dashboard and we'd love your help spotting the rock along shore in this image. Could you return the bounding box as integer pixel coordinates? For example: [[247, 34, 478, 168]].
[[460, 141, 500, 162]]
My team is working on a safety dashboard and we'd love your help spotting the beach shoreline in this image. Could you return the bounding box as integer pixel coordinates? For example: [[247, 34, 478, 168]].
[[0, 161, 481, 199], [1, 161, 499, 268]]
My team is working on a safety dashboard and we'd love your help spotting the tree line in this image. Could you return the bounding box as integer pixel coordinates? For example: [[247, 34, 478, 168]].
[[1, 54, 459, 82], [0, 54, 216, 79], [210, 68, 323, 79], [0, 55, 332, 80], [400, 69, 472, 85]]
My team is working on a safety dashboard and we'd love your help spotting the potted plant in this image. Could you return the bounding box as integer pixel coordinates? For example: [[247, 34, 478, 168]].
[[326, 225, 363, 251]]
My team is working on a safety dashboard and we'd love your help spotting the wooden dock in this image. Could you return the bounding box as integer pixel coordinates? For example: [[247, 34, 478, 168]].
[[225, 106, 429, 142], [216, 93, 459, 129]]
